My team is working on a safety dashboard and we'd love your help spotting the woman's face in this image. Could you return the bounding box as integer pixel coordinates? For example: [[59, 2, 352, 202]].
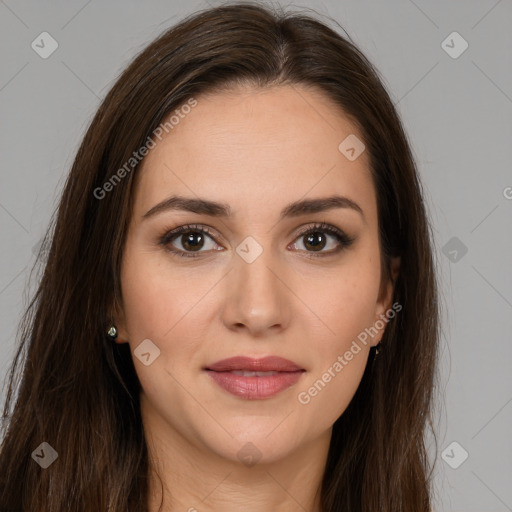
[[114, 84, 398, 465]]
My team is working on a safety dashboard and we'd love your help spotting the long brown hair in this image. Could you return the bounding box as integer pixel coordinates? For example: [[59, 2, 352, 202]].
[[0, 2, 440, 510]]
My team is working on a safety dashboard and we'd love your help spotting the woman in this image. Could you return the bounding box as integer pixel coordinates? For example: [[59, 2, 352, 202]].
[[0, 2, 440, 510]]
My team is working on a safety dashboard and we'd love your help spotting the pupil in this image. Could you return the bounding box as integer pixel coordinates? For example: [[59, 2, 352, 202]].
[[305, 232, 325, 251], [183, 232, 203, 251]]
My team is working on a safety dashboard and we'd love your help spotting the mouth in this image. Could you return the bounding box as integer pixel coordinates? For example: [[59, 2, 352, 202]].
[[204, 356, 305, 400]]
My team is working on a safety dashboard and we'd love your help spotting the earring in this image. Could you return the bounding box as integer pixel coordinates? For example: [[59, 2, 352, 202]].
[[374, 341, 382, 357], [107, 325, 118, 341]]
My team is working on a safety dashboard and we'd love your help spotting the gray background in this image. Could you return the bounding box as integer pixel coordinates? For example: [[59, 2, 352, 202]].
[[1, 1, 511, 510]]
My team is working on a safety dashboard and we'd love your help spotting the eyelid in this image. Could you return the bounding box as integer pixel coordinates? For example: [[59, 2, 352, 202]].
[[158, 223, 221, 245]]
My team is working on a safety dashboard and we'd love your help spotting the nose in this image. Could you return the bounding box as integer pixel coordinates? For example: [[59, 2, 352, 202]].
[[221, 245, 290, 337]]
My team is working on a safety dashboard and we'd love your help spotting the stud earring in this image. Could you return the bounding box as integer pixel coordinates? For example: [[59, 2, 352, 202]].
[[107, 325, 118, 341]]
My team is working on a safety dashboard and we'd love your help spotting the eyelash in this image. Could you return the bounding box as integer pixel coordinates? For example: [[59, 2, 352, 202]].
[[158, 222, 355, 259]]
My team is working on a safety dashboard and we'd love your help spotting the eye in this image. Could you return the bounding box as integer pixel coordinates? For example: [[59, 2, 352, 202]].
[[159, 224, 221, 258], [159, 222, 355, 259], [289, 222, 355, 257]]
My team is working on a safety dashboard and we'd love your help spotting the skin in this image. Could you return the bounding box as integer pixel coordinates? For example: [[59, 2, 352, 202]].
[[113, 84, 400, 512]]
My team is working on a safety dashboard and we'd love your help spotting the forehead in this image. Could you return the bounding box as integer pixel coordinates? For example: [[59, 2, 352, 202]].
[[133, 84, 377, 224]]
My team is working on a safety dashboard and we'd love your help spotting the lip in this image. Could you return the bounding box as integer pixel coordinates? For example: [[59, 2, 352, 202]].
[[204, 356, 305, 400]]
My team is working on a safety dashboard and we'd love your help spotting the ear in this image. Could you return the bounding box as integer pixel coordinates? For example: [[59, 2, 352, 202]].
[[372, 256, 400, 346], [110, 294, 129, 344]]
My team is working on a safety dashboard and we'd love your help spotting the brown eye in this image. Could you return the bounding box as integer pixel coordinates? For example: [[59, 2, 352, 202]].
[[302, 231, 328, 252], [159, 225, 220, 258], [159, 222, 354, 259], [291, 223, 355, 256], [176, 230, 206, 252]]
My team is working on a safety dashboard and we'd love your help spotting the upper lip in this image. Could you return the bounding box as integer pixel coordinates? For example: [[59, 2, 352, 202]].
[[205, 356, 304, 372]]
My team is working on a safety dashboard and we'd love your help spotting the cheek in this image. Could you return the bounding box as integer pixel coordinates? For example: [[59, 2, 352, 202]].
[[293, 260, 380, 420], [297, 351, 368, 431], [301, 259, 381, 347], [119, 252, 206, 415], [119, 247, 223, 379], [120, 246, 201, 340], [294, 286, 375, 427]]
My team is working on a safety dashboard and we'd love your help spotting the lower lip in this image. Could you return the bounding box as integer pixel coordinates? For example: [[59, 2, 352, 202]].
[[205, 370, 304, 399]]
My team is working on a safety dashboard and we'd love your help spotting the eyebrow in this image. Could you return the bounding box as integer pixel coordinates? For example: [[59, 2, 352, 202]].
[[142, 194, 365, 222]]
